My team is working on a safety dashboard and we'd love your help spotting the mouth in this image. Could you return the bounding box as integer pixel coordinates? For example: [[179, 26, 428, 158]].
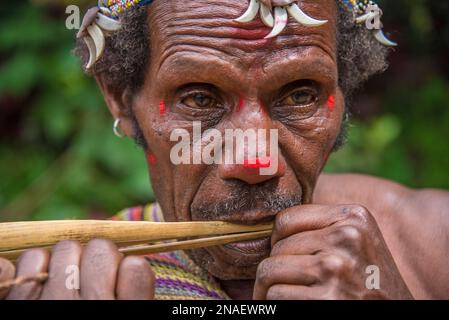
[[223, 236, 271, 255], [209, 211, 276, 264], [202, 207, 278, 226]]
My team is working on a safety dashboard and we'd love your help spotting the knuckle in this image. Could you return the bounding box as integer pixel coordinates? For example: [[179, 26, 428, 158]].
[[319, 254, 348, 276], [332, 225, 364, 249], [342, 205, 370, 223], [270, 239, 286, 256], [266, 286, 282, 300], [273, 211, 291, 240], [256, 259, 274, 287]]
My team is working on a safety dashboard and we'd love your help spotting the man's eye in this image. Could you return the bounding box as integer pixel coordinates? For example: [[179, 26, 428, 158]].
[[281, 89, 316, 106], [182, 93, 215, 109]]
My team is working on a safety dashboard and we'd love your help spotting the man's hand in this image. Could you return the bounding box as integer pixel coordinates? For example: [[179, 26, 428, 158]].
[[0, 239, 155, 300], [254, 204, 414, 300]]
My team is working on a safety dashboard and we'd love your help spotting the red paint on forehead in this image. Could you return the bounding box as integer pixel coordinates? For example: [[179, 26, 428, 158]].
[[327, 95, 335, 111], [230, 21, 272, 40], [159, 100, 166, 115]]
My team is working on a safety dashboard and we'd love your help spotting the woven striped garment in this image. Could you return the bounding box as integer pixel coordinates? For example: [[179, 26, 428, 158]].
[[112, 203, 230, 300]]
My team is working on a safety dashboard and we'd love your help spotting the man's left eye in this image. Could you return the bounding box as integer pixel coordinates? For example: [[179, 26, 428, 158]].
[[281, 89, 317, 106], [182, 93, 215, 109]]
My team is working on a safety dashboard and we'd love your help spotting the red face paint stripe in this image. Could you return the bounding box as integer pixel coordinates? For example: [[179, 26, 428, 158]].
[[147, 153, 157, 165], [327, 95, 335, 111], [237, 96, 245, 112], [259, 100, 267, 113], [243, 157, 271, 168], [159, 100, 166, 115]]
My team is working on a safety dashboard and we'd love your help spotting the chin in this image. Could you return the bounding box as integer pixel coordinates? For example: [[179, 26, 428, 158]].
[[185, 242, 270, 280]]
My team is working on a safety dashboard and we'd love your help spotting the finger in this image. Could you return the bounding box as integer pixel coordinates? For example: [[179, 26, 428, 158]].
[[80, 239, 123, 300], [116, 256, 155, 300], [40, 241, 82, 300], [6, 249, 49, 300], [0, 258, 16, 299], [266, 284, 324, 300], [271, 227, 329, 256], [253, 255, 320, 300], [272, 204, 366, 245]]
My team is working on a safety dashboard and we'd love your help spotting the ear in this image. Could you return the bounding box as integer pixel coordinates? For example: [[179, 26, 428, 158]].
[[95, 75, 135, 138]]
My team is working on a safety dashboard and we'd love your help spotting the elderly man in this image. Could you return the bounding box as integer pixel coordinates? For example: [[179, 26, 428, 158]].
[[0, 0, 448, 300]]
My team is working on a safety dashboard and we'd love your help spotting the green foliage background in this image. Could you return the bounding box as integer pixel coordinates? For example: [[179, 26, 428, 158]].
[[0, 0, 448, 221]]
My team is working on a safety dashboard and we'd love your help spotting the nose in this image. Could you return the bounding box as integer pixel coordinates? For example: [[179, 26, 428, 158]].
[[218, 98, 285, 185]]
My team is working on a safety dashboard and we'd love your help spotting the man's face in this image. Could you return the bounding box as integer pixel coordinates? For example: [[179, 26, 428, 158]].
[[128, 0, 343, 279]]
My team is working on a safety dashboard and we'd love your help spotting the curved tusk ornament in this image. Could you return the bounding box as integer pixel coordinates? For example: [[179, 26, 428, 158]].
[[96, 12, 121, 32], [234, 0, 327, 38], [355, 11, 377, 24], [286, 3, 327, 27], [264, 6, 288, 39], [260, 3, 274, 27], [373, 29, 397, 47], [234, 0, 260, 23], [87, 24, 105, 60], [83, 36, 97, 69]]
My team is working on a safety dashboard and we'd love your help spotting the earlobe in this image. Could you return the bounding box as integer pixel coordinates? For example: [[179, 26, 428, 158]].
[[95, 75, 135, 139]]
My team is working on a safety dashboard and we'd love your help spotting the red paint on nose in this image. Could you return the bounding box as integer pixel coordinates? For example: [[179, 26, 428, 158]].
[[159, 100, 166, 115], [327, 95, 335, 111], [243, 157, 271, 168], [147, 153, 157, 165], [237, 96, 245, 112]]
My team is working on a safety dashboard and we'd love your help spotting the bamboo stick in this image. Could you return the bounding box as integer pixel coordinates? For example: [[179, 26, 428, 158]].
[[0, 229, 272, 262], [0, 229, 273, 290], [0, 220, 273, 252]]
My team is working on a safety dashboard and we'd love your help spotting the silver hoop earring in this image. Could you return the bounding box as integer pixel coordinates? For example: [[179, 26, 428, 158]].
[[113, 118, 125, 138]]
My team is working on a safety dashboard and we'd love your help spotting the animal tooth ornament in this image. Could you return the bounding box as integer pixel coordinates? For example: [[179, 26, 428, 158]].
[[78, 0, 396, 70], [234, 0, 396, 45], [340, 0, 397, 46], [78, 0, 152, 69], [234, 0, 328, 38]]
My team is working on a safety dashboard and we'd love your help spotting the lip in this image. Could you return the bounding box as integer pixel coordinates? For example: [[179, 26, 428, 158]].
[[223, 236, 271, 255], [215, 209, 277, 226]]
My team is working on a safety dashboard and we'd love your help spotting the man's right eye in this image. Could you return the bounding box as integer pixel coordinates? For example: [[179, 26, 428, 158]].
[[181, 93, 216, 109]]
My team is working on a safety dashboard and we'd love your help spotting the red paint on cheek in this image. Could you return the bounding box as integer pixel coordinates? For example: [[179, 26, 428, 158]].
[[327, 95, 335, 111], [147, 153, 157, 165], [237, 96, 245, 112], [159, 100, 166, 115]]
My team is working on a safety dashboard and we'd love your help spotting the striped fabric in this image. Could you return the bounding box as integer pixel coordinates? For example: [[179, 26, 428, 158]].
[[113, 203, 230, 300]]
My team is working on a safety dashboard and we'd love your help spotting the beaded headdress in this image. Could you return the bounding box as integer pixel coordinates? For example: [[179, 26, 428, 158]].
[[79, 0, 396, 69]]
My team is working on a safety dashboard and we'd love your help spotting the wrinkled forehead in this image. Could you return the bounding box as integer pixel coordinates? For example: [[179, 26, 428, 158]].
[[148, 0, 337, 76]]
